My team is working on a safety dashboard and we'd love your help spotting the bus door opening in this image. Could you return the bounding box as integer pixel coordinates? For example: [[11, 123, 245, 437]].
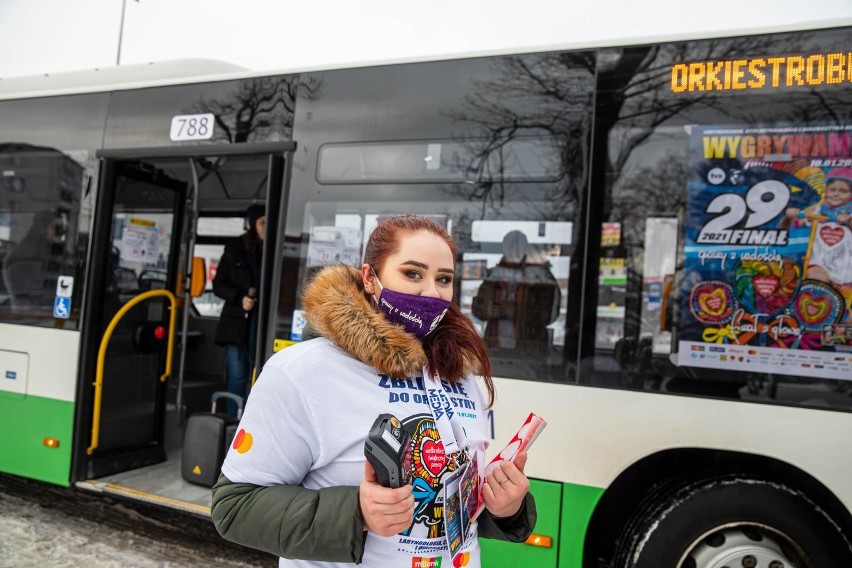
[[81, 160, 187, 478], [76, 144, 290, 499]]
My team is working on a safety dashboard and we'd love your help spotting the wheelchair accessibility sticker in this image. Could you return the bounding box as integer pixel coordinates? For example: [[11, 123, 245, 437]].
[[53, 297, 71, 319]]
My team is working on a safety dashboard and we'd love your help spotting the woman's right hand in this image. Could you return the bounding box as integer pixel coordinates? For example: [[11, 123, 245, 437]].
[[359, 461, 415, 536]]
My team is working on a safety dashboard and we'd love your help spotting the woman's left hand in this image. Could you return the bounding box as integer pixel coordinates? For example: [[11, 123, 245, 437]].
[[482, 451, 530, 519]]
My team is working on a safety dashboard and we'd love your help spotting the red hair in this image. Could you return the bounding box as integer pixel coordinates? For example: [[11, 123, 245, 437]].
[[364, 215, 494, 406], [364, 214, 457, 268]]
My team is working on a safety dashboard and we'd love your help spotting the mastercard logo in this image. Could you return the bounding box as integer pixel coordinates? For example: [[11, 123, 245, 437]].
[[453, 552, 470, 567], [232, 428, 253, 454]]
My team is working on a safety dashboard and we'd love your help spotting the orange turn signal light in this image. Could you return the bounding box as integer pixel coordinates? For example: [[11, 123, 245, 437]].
[[525, 534, 553, 548], [43, 437, 60, 449]]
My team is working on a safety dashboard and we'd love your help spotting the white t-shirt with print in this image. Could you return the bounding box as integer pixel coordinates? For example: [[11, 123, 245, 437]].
[[810, 218, 852, 285], [221, 337, 489, 568]]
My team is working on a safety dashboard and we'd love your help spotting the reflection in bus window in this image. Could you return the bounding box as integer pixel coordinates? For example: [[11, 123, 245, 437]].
[[277, 52, 594, 381], [641, 218, 678, 354], [317, 137, 563, 184], [0, 145, 83, 328], [587, 30, 852, 410], [471, 230, 561, 355], [285, 203, 576, 381], [3, 210, 67, 307]]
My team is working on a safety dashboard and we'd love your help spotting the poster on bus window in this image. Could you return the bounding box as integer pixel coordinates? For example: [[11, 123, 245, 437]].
[[677, 124, 852, 380]]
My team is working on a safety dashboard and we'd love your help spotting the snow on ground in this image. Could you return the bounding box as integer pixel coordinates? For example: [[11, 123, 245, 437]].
[[0, 475, 275, 567]]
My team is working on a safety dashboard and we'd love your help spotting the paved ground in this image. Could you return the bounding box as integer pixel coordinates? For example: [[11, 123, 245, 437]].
[[0, 474, 276, 567]]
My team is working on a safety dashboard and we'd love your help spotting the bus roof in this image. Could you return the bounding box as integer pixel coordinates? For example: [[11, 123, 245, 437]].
[[0, 59, 248, 101], [1, 14, 851, 101]]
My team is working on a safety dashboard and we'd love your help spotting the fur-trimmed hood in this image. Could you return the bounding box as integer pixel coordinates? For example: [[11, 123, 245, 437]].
[[302, 264, 478, 379], [302, 265, 425, 377]]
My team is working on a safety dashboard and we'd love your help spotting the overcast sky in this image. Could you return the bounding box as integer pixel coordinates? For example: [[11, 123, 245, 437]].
[[1, 0, 851, 79]]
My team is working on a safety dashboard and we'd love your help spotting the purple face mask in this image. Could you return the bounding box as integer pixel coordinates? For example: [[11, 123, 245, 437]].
[[372, 273, 451, 339]]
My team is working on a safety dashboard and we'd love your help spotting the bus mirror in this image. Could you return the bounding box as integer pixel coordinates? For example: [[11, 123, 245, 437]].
[[190, 257, 206, 298]]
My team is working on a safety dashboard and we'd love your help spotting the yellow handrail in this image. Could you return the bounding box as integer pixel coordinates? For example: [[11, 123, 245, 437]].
[[86, 289, 178, 456]]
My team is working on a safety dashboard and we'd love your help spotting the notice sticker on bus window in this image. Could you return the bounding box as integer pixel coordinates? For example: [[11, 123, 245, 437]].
[[121, 219, 159, 264], [169, 113, 215, 141], [55, 276, 74, 298], [290, 309, 307, 341]]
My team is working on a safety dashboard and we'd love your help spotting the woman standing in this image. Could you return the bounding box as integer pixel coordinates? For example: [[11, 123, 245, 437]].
[[211, 215, 536, 567], [212, 204, 265, 417]]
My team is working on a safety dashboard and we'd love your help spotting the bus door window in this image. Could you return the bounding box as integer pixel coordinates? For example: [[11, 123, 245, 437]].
[[109, 213, 174, 298]]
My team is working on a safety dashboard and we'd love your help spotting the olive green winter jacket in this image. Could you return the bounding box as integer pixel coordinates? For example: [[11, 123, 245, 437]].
[[212, 475, 536, 563]]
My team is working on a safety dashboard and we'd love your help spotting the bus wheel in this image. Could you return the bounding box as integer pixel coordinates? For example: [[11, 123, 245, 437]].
[[612, 475, 852, 568]]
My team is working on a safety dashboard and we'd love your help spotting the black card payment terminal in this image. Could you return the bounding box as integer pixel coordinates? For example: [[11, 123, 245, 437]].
[[364, 413, 411, 488]]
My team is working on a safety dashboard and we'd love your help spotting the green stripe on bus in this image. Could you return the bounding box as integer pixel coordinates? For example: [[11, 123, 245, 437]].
[[559, 482, 605, 567], [480, 478, 604, 568], [480, 478, 557, 566], [0, 393, 73, 486]]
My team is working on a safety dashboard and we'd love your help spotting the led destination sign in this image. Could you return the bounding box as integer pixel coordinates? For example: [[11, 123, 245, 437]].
[[671, 52, 851, 93]]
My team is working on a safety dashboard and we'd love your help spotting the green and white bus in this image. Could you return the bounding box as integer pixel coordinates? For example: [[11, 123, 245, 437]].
[[2, 15, 852, 567]]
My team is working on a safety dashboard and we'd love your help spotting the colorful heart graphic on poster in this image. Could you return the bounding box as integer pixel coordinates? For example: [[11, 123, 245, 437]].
[[689, 280, 736, 324], [752, 274, 779, 298], [819, 225, 846, 247], [701, 289, 726, 313], [793, 280, 844, 331], [800, 296, 828, 320], [734, 260, 800, 317]]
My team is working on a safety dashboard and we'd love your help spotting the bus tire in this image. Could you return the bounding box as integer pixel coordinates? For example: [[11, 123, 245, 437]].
[[612, 474, 852, 568]]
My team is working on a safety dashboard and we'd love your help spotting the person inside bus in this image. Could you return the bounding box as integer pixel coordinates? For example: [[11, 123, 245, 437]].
[[211, 214, 536, 567], [471, 230, 561, 355], [212, 204, 265, 417]]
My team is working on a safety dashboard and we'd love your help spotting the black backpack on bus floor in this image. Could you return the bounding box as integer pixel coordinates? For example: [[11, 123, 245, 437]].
[[181, 391, 243, 487]]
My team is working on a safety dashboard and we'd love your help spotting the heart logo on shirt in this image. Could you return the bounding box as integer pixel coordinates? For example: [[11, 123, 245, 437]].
[[819, 226, 845, 247], [420, 438, 448, 477]]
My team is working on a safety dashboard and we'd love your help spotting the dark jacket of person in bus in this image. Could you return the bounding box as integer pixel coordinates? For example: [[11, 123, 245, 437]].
[[212, 204, 265, 416]]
